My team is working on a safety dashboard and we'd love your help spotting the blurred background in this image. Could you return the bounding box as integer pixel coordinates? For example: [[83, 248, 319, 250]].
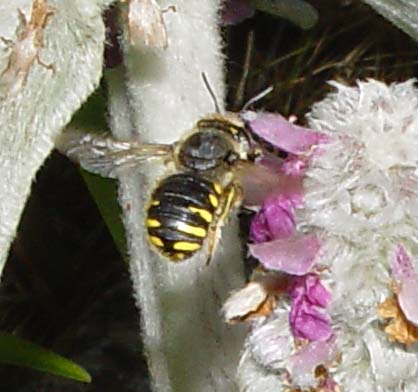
[[1, 0, 418, 390]]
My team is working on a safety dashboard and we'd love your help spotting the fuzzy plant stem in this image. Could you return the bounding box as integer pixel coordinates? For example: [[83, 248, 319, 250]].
[[106, 1, 246, 391]]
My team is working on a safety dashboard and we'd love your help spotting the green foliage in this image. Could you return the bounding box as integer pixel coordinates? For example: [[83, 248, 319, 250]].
[[0, 332, 91, 382], [70, 88, 109, 132], [249, 0, 318, 29], [81, 169, 127, 259]]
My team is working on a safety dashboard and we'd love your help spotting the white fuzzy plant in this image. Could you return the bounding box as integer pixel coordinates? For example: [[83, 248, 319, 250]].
[[227, 80, 418, 392], [304, 79, 418, 391], [1, 0, 246, 391]]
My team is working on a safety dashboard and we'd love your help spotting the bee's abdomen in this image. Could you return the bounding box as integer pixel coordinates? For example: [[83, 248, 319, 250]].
[[146, 173, 220, 262]]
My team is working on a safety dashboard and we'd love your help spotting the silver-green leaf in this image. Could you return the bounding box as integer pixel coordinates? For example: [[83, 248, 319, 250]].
[[362, 0, 418, 41], [0, 0, 113, 274]]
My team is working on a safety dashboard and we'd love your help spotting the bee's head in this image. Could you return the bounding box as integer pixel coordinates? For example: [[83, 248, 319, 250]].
[[177, 128, 232, 171], [177, 113, 256, 171]]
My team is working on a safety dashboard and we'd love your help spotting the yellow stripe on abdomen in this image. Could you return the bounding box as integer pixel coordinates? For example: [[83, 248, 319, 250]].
[[176, 221, 207, 238], [173, 242, 201, 251], [149, 235, 164, 247], [146, 218, 161, 228], [188, 206, 213, 223]]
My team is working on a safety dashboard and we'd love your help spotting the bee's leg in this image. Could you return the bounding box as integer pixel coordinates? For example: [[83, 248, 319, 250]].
[[205, 184, 242, 265]]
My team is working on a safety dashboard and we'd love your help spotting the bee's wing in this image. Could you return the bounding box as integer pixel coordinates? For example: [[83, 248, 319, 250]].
[[128, 0, 168, 48], [57, 131, 173, 178]]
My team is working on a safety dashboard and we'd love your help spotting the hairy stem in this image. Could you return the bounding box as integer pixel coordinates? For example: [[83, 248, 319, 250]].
[[106, 1, 246, 391]]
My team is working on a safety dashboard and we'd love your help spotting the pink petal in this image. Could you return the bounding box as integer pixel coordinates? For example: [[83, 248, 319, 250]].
[[250, 195, 296, 243], [242, 111, 329, 155], [289, 297, 332, 341], [288, 274, 332, 341], [392, 244, 416, 281], [289, 274, 331, 308], [280, 155, 308, 176], [288, 338, 337, 388], [318, 376, 339, 392], [391, 244, 418, 326], [239, 162, 303, 207], [250, 212, 272, 243], [222, 0, 255, 25], [249, 234, 321, 275]]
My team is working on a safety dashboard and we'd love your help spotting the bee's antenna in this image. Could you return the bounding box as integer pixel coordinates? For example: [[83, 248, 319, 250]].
[[201, 72, 221, 113], [242, 85, 274, 111]]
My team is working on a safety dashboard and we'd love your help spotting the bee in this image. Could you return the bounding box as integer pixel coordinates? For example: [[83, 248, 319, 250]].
[[59, 111, 263, 263], [59, 73, 280, 263]]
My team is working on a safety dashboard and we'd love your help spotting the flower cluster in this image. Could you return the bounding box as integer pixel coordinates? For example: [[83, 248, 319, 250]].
[[224, 80, 418, 392]]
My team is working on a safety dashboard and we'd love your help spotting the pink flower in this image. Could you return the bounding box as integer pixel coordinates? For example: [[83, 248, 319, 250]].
[[244, 112, 333, 341], [287, 274, 332, 341], [280, 154, 309, 176], [238, 162, 303, 207], [250, 195, 296, 243], [246, 112, 331, 338], [243, 111, 330, 179], [249, 234, 321, 276], [288, 274, 331, 308], [391, 244, 418, 326], [243, 111, 329, 156], [225, 110, 336, 389], [317, 376, 339, 392]]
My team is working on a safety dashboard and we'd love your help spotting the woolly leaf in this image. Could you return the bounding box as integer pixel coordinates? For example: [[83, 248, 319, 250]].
[[362, 0, 418, 42], [0, 0, 113, 276]]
